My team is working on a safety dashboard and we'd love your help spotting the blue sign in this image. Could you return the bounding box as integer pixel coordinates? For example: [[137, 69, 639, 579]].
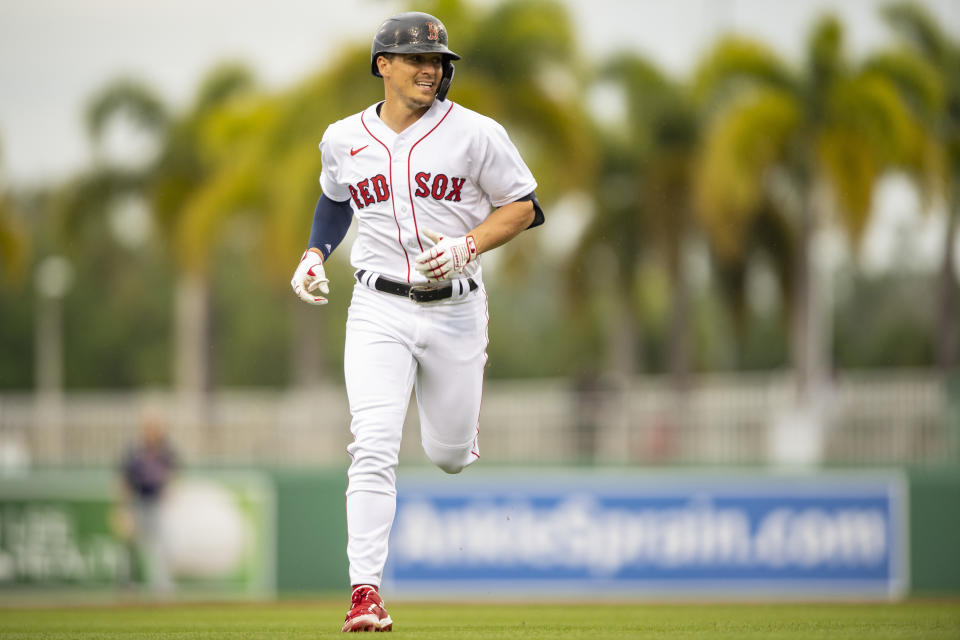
[[385, 471, 907, 598]]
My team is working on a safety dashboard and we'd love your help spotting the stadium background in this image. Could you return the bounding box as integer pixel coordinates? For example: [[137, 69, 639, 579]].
[[0, 0, 958, 602]]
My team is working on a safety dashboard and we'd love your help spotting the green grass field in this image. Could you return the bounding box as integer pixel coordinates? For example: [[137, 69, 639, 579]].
[[1, 600, 958, 639]]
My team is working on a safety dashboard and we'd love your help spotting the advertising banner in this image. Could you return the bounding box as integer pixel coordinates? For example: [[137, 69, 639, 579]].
[[0, 470, 275, 598], [385, 470, 908, 598]]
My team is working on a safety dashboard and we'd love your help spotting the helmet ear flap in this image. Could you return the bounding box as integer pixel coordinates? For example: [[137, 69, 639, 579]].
[[437, 61, 455, 101]]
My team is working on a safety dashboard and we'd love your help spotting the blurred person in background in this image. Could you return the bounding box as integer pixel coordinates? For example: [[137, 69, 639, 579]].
[[117, 410, 178, 595]]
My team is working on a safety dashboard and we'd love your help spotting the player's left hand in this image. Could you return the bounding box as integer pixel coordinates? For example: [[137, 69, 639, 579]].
[[415, 229, 477, 281]]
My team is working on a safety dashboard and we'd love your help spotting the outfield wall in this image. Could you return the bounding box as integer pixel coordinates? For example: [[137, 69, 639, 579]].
[[271, 467, 960, 598], [907, 468, 960, 595], [0, 467, 956, 598]]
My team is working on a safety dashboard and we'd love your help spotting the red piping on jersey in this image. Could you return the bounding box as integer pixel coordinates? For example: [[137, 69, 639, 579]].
[[407, 101, 456, 254], [360, 108, 411, 282]]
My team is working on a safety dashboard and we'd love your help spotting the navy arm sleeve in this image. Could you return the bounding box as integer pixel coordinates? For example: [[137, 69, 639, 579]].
[[308, 194, 354, 261], [516, 191, 544, 229]]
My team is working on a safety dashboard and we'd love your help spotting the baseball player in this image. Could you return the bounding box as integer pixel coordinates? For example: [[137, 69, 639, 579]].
[[290, 11, 543, 632]]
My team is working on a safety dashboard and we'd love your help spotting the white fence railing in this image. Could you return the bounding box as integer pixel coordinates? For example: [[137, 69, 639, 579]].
[[0, 369, 955, 469]]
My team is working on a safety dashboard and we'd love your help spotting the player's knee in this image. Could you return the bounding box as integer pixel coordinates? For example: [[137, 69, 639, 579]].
[[429, 448, 466, 474], [423, 441, 473, 474], [347, 444, 399, 486], [436, 459, 466, 475]]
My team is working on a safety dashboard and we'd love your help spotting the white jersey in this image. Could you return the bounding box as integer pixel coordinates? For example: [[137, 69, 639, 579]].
[[318, 99, 537, 284]]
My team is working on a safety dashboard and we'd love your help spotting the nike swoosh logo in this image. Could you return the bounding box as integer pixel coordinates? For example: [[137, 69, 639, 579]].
[[350, 145, 368, 156]]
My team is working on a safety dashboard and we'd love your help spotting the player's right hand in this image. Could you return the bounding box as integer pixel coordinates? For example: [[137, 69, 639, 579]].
[[291, 250, 329, 305]]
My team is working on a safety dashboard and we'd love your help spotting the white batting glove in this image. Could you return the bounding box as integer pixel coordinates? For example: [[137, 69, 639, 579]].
[[290, 250, 329, 305], [414, 229, 478, 281]]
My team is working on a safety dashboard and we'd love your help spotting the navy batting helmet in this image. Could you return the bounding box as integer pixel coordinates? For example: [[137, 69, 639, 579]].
[[370, 12, 460, 100]]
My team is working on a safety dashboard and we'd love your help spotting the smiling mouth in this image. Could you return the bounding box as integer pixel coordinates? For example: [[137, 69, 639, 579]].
[[415, 80, 435, 90]]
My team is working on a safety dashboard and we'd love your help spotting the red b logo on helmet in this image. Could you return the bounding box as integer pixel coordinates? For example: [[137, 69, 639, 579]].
[[426, 22, 440, 41]]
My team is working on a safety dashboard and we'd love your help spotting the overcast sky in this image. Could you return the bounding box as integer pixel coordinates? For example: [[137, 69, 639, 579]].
[[1, 0, 957, 187]]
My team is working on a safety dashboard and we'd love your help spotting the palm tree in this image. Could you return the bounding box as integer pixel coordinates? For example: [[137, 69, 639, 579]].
[[63, 65, 258, 403], [564, 54, 698, 379], [880, 1, 960, 372], [612, 55, 698, 382], [567, 136, 647, 377], [692, 16, 927, 409]]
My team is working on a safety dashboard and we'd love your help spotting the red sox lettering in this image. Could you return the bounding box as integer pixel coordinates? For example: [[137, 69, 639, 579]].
[[414, 173, 465, 202], [348, 175, 391, 209], [347, 173, 466, 209]]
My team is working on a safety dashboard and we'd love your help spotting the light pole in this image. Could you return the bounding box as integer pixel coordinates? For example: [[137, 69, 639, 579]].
[[34, 255, 73, 464]]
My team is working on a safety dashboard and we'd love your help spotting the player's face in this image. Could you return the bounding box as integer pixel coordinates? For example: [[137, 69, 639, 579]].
[[381, 53, 443, 110]]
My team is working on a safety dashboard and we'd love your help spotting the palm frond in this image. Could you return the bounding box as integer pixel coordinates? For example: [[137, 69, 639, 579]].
[[863, 49, 945, 122], [882, 2, 952, 64], [693, 36, 797, 111], [466, 0, 576, 79], [53, 167, 143, 240], [807, 14, 846, 91], [694, 89, 802, 259], [816, 128, 878, 241], [192, 63, 257, 115], [176, 159, 259, 274], [827, 72, 920, 163], [85, 78, 168, 145]]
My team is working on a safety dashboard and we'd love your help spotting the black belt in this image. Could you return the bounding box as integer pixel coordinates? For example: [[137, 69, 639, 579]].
[[355, 270, 478, 302]]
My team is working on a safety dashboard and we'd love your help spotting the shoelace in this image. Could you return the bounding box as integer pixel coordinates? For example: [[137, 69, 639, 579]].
[[352, 587, 375, 607]]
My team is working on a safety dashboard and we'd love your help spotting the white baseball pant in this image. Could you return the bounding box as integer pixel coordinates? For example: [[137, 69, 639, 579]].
[[343, 280, 487, 587]]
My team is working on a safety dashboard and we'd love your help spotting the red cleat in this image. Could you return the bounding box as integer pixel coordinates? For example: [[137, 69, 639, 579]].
[[341, 585, 393, 632]]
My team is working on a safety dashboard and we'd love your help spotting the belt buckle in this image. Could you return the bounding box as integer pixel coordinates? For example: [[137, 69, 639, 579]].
[[408, 284, 434, 302], [408, 283, 448, 302]]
